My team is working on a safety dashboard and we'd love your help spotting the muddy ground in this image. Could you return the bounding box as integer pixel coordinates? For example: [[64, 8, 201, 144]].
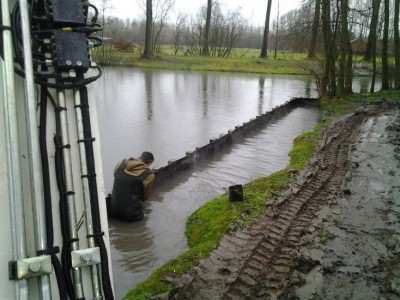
[[155, 103, 400, 300]]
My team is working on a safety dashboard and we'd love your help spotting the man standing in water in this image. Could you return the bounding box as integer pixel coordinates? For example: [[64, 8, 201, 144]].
[[108, 152, 155, 221]]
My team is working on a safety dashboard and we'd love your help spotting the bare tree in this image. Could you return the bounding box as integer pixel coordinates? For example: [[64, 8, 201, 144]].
[[152, 0, 175, 52], [381, 0, 390, 90], [308, 0, 321, 58], [203, 0, 212, 56], [337, 0, 352, 97], [183, 3, 246, 57], [273, 0, 279, 59], [138, 0, 175, 53], [143, 0, 153, 58], [260, 0, 273, 58], [364, 0, 381, 61], [321, 0, 336, 97], [204, 4, 246, 57], [394, 0, 400, 89], [173, 12, 187, 55]]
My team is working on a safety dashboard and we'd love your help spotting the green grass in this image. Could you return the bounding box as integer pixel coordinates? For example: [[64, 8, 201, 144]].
[[135, 55, 309, 74], [318, 231, 336, 245], [92, 46, 316, 75], [320, 89, 400, 117], [363, 89, 400, 103]]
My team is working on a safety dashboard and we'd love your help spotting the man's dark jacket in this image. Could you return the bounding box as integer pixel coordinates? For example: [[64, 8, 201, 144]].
[[109, 158, 154, 221]]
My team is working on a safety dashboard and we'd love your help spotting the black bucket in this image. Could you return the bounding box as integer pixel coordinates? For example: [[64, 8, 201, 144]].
[[229, 184, 243, 202]]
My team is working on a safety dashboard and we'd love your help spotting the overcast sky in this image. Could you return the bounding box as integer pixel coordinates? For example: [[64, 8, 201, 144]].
[[102, 0, 303, 27]]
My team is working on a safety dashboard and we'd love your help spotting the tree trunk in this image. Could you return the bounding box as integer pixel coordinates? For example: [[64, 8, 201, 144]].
[[364, 0, 381, 61], [143, 0, 153, 58], [321, 0, 335, 97], [308, 0, 321, 59], [394, 0, 400, 89], [381, 0, 390, 90], [153, 21, 165, 53], [337, 0, 352, 97], [260, 0, 273, 59], [203, 0, 212, 56], [345, 36, 353, 94], [274, 0, 279, 59], [370, 39, 377, 92]]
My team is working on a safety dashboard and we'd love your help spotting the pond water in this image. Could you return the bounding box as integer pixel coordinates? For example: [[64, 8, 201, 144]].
[[92, 68, 372, 298]]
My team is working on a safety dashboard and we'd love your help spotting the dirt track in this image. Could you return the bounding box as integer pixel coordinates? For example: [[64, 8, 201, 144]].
[[156, 103, 400, 300]]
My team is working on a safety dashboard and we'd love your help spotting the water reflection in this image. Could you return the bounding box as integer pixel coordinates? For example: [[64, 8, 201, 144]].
[[304, 79, 313, 98], [258, 77, 265, 115], [109, 219, 156, 271], [144, 71, 154, 120], [358, 77, 371, 93], [108, 218, 157, 299], [202, 72, 208, 117]]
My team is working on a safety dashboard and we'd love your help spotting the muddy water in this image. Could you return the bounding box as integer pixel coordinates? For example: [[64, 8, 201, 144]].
[[92, 68, 370, 298]]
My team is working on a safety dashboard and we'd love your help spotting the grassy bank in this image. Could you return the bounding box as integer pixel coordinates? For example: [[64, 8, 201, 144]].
[[123, 89, 400, 300], [133, 54, 310, 74], [92, 47, 378, 78], [92, 47, 313, 74], [92, 47, 369, 75]]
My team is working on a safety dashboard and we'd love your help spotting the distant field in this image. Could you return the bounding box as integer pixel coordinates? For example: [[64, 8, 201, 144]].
[[91, 45, 375, 75], [91, 46, 318, 75]]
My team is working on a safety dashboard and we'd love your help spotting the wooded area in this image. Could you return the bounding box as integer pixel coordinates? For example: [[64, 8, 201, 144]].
[[93, 0, 400, 98]]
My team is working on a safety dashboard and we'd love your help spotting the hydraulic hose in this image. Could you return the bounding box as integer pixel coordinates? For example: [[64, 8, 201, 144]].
[[79, 85, 114, 300], [74, 88, 103, 299], [39, 86, 68, 300], [54, 132, 76, 300], [57, 89, 85, 299]]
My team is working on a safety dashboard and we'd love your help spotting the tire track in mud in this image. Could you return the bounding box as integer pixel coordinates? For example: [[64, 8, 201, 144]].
[[169, 111, 371, 300], [221, 114, 362, 300]]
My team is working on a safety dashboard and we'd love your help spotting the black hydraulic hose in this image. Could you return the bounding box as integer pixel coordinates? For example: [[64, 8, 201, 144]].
[[54, 117, 76, 300], [39, 86, 68, 300], [34, 66, 103, 89], [39, 86, 54, 244], [79, 86, 114, 300], [36, 0, 45, 16], [88, 4, 98, 23]]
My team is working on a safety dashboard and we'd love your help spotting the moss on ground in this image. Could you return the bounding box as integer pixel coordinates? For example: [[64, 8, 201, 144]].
[[318, 231, 336, 245]]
